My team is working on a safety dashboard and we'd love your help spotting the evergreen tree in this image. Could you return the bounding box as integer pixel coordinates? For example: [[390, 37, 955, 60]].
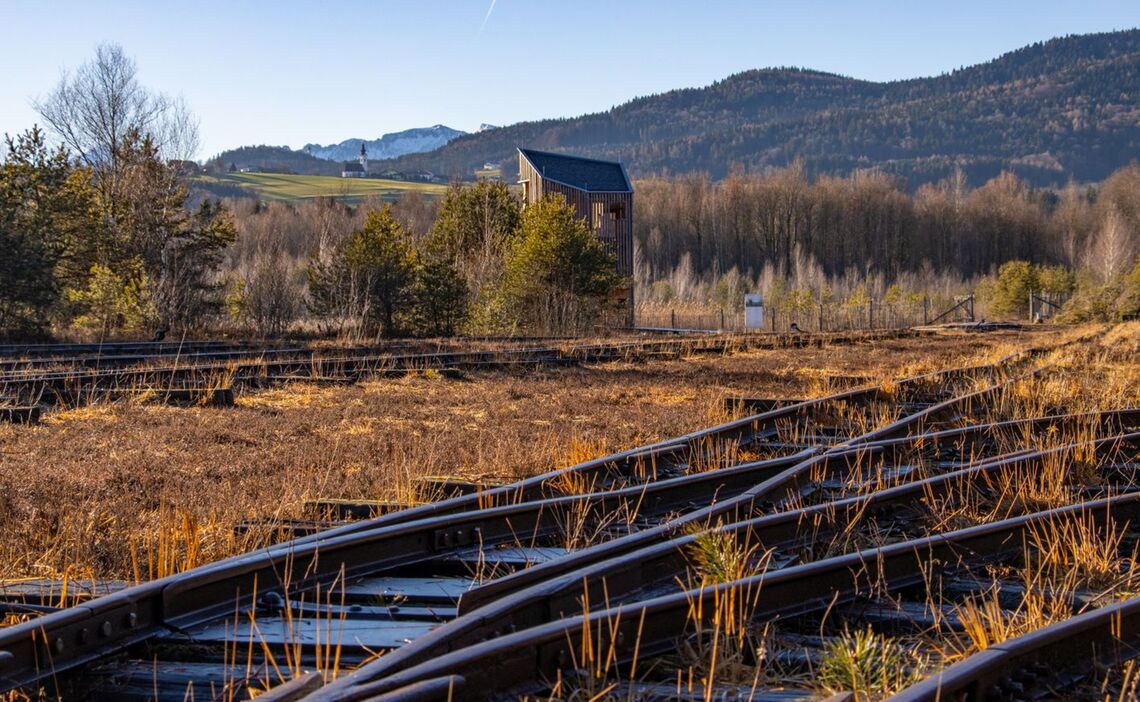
[[427, 181, 521, 313], [412, 253, 468, 337], [498, 195, 622, 333], [103, 131, 236, 331], [0, 128, 95, 335], [428, 180, 521, 262], [345, 206, 417, 336]]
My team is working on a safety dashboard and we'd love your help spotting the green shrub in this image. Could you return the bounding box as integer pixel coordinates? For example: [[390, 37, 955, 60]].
[[817, 627, 926, 696], [1058, 258, 1140, 322], [983, 260, 1037, 318], [496, 195, 623, 333], [66, 262, 155, 337]]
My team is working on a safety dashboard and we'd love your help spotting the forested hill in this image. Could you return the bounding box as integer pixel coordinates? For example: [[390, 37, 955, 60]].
[[209, 145, 342, 176], [376, 29, 1140, 188]]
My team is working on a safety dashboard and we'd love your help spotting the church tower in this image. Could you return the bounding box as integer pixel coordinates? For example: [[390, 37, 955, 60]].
[[358, 143, 368, 175]]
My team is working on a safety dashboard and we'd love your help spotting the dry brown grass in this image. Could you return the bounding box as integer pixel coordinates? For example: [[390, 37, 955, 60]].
[[542, 324, 1139, 700], [0, 330, 1057, 584], [939, 511, 1140, 663], [943, 583, 1071, 661]]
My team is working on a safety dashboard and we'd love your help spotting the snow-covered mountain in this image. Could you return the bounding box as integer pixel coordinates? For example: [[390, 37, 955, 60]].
[[301, 125, 466, 162]]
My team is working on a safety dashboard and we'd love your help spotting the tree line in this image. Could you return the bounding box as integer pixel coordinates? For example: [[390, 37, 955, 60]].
[[0, 125, 235, 338], [226, 181, 621, 338], [0, 136, 623, 340], [634, 163, 1140, 322], [4, 43, 1138, 340], [0, 44, 623, 341]]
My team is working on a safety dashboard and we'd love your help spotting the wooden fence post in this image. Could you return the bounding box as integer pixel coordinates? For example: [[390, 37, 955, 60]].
[[670, 309, 676, 329]]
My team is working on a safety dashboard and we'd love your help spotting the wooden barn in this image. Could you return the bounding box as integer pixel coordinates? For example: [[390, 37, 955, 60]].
[[517, 148, 634, 319]]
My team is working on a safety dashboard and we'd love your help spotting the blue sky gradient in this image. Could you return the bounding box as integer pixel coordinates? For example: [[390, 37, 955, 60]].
[[2, 1, 1138, 158]]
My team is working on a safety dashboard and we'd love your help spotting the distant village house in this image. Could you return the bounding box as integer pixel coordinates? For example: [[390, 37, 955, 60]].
[[517, 147, 634, 319]]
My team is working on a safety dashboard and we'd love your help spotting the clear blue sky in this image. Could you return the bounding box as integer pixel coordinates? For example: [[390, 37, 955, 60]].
[[2, 1, 1137, 159]]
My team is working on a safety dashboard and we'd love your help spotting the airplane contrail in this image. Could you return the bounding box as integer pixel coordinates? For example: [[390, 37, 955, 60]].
[[480, 0, 497, 31]]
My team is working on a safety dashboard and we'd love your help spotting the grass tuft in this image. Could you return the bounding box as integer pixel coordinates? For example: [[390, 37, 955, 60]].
[[815, 627, 927, 697]]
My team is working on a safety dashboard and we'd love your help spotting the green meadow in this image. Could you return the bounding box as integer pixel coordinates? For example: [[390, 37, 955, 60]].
[[200, 172, 448, 202]]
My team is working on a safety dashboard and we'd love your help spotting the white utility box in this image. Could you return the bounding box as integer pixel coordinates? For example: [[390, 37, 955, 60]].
[[744, 294, 765, 329]]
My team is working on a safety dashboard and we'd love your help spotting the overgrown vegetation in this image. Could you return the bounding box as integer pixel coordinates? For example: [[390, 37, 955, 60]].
[[815, 627, 926, 697], [0, 125, 236, 339], [495, 195, 623, 334], [0, 47, 624, 341], [0, 332, 1022, 584], [6, 42, 1140, 341], [634, 164, 1139, 324]]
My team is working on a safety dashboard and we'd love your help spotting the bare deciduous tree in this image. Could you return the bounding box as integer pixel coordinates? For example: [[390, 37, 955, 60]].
[[1088, 206, 1135, 282], [34, 43, 199, 171], [240, 247, 302, 337]]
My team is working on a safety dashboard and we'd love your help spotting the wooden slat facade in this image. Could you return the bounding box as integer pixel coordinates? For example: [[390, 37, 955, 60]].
[[518, 151, 634, 320]]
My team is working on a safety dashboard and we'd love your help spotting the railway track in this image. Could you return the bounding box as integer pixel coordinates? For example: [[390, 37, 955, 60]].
[[297, 343, 1139, 701], [1, 327, 1133, 701], [0, 330, 910, 413], [334, 493, 1140, 702], [886, 589, 1140, 701], [0, 337, 575, 374]]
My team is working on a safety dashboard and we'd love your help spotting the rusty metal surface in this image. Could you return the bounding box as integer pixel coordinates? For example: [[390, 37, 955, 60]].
[[0, 330, 1102, 699], [331, 431, 1140, 686], [886, 595, 1140, 702], [0, 331, 917, 407], [0, 352, 888, 691], [312, 495, 1140, 701]]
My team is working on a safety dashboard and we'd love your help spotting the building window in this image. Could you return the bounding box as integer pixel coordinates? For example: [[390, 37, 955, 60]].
[[609, 203, 626, 220], [593, 201, 615, 239]]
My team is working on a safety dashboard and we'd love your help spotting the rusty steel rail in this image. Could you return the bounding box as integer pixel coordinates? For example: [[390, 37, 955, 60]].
[[0, 394, 903, 690], [315, 428, 1140, 694], [0, 339, 265, 359], [0, 331, 1080, 697], [886, 594, 1140, 701], [0, 344, 314, 373], [251, 337, 1112, 697], [0, 342, 923, 692], [234, 331, 1132, 700], [305, 493, 1140, 701], [282, 337, 1071, 551], [0, 336, 581, 361], [451, 364, 1055, 612], [0, 330, 916, 407], [0, 337, 602, 374]]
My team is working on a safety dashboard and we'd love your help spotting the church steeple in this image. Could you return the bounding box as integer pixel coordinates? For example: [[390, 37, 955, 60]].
[[358, 143, 367, 173]]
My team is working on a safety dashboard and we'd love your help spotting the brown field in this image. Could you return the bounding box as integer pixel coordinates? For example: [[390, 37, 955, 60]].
[[0, 327, 1077, 584]]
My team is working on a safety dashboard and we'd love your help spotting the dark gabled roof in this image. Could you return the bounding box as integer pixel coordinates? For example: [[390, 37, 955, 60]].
[[519, 148, 632, 192], [342, 162, 365, 172]]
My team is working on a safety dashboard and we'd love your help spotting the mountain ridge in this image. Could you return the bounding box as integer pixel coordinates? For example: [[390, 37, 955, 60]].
[[301, 124, 465, 162], [211, 29, 1140, 188], [377, 29, 1140, 187]]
